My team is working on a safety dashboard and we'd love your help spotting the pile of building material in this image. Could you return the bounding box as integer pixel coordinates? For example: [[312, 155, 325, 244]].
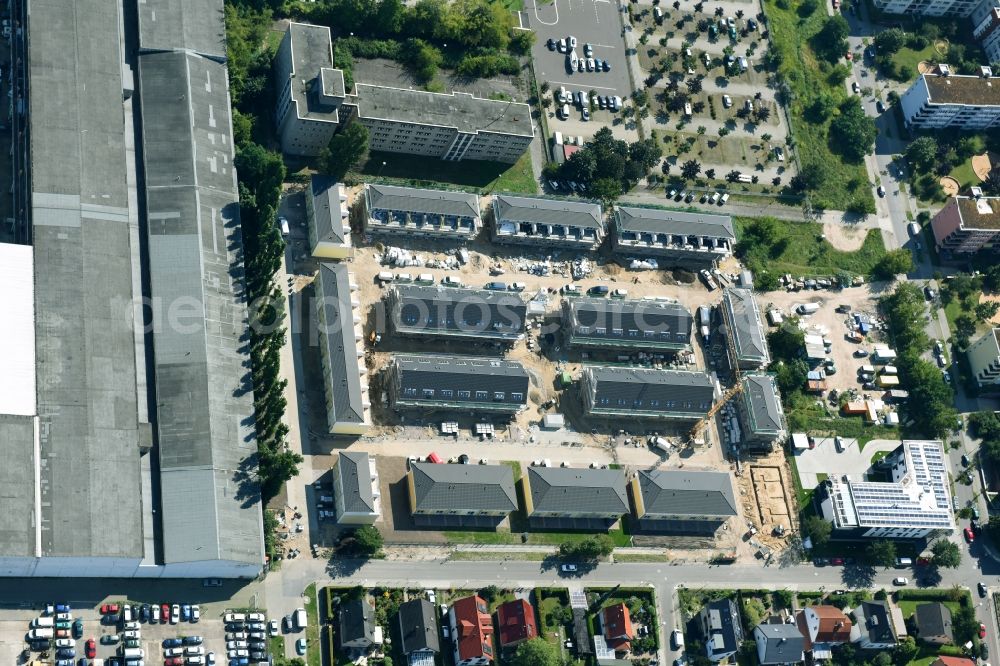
[[381, 246, 425, 267], [628, 258, 659, 270], [571, 258, 592, 279], [425, 256, 460, 270]]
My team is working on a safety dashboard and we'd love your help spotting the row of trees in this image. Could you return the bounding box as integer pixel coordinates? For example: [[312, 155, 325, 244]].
[[939, 273, 1000, 349], [543, 127, 663, 202], [226, 3, 304, 504]]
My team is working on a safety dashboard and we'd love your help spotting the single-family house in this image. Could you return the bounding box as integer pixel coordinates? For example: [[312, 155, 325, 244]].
[[914, 603, 954, 646], [753, 622, 806, 665], [795, 605, 853, 659], [698, 599, 743, 662], [398, 599, 440, 665], [339, 598, 379, 650], [599, 603, 634, 652], [449, 595, 495, 666], [496, 599, 538, 647]]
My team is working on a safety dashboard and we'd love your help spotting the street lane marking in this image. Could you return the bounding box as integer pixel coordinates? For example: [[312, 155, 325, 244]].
[[547, 79, 620, 91]]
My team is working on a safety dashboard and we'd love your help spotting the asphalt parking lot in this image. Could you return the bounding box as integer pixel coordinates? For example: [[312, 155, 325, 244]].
[[525, 0, 633, 134], [793, 437, 902, 489]]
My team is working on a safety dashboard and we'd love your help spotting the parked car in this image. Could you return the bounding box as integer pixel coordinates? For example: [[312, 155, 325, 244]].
[[268, 620, 279, 637], [295, 640, 307, 656], [164, 639, 183, 649], [161, 605, 170, 624], [892, 577, 907, 586], [560, 564, 578, 572], [101, 635, 121, 646], [101, 604, 121, 616], [965, 527, 975, 543], [184, 637, 204, 646], [171, 605, 180, 624], [191, 607, 200, 623]]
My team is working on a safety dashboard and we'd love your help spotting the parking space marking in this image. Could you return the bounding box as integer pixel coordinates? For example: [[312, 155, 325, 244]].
[[547, 79, 620, 91], [532, 0, 559, 26]]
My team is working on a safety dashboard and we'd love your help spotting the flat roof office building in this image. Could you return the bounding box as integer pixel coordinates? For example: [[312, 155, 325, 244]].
[[901, 67, 1000, 130]]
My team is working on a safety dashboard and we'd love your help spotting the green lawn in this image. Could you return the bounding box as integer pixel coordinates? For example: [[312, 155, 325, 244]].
[[353, 151, 538, 194], [949, 159, 980, 189], [896, 599, 962, 618], [303, 584, 320, 666], [763, 0, 875, 211], [734, 217, 886, 279], [890, 44, 936, 80], [446, 524, 631, 546]]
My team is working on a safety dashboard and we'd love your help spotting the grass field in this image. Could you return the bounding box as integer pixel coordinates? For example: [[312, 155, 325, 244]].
[[303, 584, 320, 666], [890, 44, 936, 80], [949, 159, 980, 189], [762, 0, 874, 211], [734, 217, 887, 278], [354, 151, 538, 194], [447, 523, 631, 546]]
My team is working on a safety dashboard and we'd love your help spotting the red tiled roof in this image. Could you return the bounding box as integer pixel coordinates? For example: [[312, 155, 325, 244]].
[[932, 657, 976, 666], [602, 603, 633, 650], [563, 144, 580, 159], [809, 606, 853, 642], [453, 595, 495, 663], [496, 599, 538, 646]]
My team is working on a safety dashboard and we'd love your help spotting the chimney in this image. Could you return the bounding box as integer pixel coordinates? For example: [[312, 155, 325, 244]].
[[938, 63, 951, 76], [982, 66, 994, 78]]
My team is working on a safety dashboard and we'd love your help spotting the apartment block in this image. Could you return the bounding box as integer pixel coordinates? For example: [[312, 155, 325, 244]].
[[407, 463, 517, 528], [737, 374, 787, 452], [363, 184, 481, 239], [611, 206, 735, 267], [562, 297, 693, 352], [273, 23, 345, 156], [307, 176, 352, 259], [580, 366, 716, 421], [387, 354, 529, 415], [522, 466, 629, 529], [315, 263, 370, 435], [386, 285, 527, 343], [873, 0, 981, 15], [331, 452, 380, 524], [973, 2, 1000, 63], [967, 328, 1000, 391], [721, 288, 771, 370], [629, 469, 738, 534], [491, 194, 605, 249], [930, 190, 1000, 254], [901, 66, 1000, 130]]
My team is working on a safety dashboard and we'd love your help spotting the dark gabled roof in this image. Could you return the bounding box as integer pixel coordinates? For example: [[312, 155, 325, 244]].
[[615, 206, 735, 239], [856, 601, 896, 645], [637, 470, 738, 518], [317, 263, 366, 426], [527, 467, 629, 515], [339, 598, 376, 644], [393, 354, 529, 409], [755, 623, 805, 665], [336, 452, 376, 514], [722, 288, 770, 364], [573, 608, 593, 655], [366, 184, 481, 219], [493, 194, 604, 230], [742, 374, 785, 434], [390, 285, 527, 339], [703, 599, 744, 656], [310, 176, 348, 246], [915, 603, 953, 640], [563, 298, 692, 348], [585, 366, 715, 416], [398, 599, 440, 655], [410, 462, 517, 513]]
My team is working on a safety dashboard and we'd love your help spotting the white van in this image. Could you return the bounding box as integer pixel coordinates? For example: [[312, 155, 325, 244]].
[[719, 193, 730, 205], [671, 630, 684, 649], [32, 617, 54, 628], [293, 608, 307, 631], [28, 628, 54, 640], [559, 104, 570, 119], [278, 217, 290, 237]]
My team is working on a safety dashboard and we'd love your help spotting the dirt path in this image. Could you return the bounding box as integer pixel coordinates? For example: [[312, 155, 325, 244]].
[[822, 220, 870, 252]]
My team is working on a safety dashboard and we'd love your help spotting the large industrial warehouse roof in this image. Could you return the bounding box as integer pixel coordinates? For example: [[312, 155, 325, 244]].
[[137, 0, 227, 60], [0, 243, 35, 416], [25, 0, 145, 560], [138, 48, 263, 569]]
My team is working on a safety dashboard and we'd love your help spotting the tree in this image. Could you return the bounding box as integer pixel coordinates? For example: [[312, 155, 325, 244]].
[[479, 585, 501, 602], [375, 0, 406, 34], [808, 91, 838, 121], [681, 159, 702, 179], [791, 162, 825, 191], [893, 636, 918, 666], [872, 249, 913, 280], [772, 359, 809, 396], [403, 38, 442, 84], [930, 539, 961, 568], [742, 598, 766, 627], [351, 525, 384, 557], [830, 98, 877, 161], [766, 324, 804, 361], [866, 539, 897, 568], [953, 605, 979, 643], [976, 300, 1000, 322], [955, 314, 977, 343], [803, 515, 832, 546], [510, 638, 561, 666], [874, 27, 906, 54], [558, 535, 614, 561], [880, 283, 929, 353], [320, 121, 370, 180], [813, 16, 849, 63], [755, 106, 771, 123], [687, 77, 703, 94], [905, 136, 939, 170]]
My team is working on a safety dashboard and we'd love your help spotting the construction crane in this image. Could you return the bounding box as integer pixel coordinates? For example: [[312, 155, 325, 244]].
[[687, 308, 746, 447]]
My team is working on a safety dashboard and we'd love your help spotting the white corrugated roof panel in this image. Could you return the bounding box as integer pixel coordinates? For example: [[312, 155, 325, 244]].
[[0, 243, 35, 416]]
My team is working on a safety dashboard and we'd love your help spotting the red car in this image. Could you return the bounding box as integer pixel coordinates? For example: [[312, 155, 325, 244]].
[[166, 658, 184, 666], [86, 639, 96, 659], [831, 557, 845, 566], [100, 603, 120, 615], [965, 527, 975, 543], [161, 604, 170, 624], [845, 51, 853, 61], [980, 623, 987, 639]]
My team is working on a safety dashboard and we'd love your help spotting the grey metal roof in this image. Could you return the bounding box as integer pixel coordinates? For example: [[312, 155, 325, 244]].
[[410, 462, 517, 513], [390, 285, 527, 340], [398, 599, 440, 655], [366, 184, 481, 220], [339, 598, 377, 644], [493, 194, 604, 230], [915, 603, 952, 640], [586, 366, 715, 416], [317, 264, 366, 426], [527, 467, 629, 515], [0, 415, 37, 557], [310, 176, 348, 246], [722, 288, 770, 364], [284, 23, 343, 123], [615, 206, 735, 240], [637, 470, 738, 517], [393, 354, 530, 410], [336, 452, 376, 515], [742, 374, 785, 434], [703, 599, 743, 657], [27, 0, 145, 559], [137, 0, 227, 60], [856, 602, 895, 645], [563, 298, 692, 349], [755, 623, 805, 664], [139, 49, 262, 568], [352, 83, 534, 138]]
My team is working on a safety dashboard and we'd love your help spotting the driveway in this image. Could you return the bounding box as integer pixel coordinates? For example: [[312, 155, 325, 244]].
[[793, 437, 901, 488]]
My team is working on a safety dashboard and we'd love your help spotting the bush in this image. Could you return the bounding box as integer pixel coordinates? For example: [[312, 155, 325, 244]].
[[456, 53, 520, 77]]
